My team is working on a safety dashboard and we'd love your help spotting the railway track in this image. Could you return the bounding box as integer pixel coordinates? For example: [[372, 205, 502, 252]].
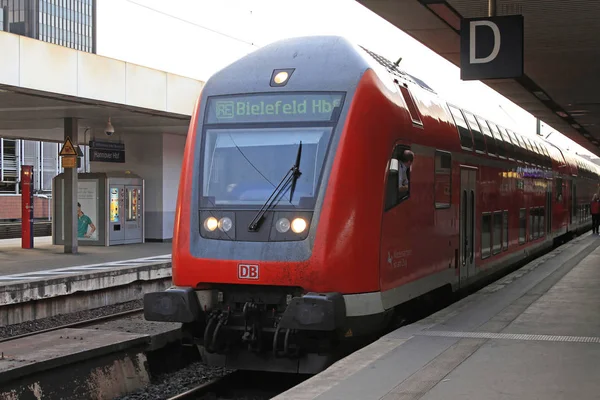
[[164, 371, 310, 400], [0, 307, 144, 343]]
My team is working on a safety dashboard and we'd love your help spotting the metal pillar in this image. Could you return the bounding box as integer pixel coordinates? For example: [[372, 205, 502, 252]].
[[536, 118, 542, 136], [64, 118, 78, 254], [489, 0, 497, 16]]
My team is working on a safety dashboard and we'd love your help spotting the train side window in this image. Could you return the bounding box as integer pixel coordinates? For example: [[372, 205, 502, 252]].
[[502, 210, 509, 251], [540, 207, 545, 237], [476, 116, 498, 157], [493, 210, 502, 255], [463, 111, 487, 154], [481, 212, 492, 259], [434, 150, 451, 209], [531, 208, 539, 240], [488, 122, 507, 159], [385, 145, 412, 210], [448, 105, 474, 151], [398, 84, 423, 127], [519, 208, 526, 244]]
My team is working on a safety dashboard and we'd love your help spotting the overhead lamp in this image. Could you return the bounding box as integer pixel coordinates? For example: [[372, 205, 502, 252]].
[[419, 0, 462, 32], [555, 111, 568, 118]]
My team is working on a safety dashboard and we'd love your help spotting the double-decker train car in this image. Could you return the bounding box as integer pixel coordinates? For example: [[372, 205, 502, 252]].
[[144, 36, 600, 374]]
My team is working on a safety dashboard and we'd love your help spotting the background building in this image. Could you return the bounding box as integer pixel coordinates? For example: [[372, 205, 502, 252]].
[[0, 0, 96, 53], [0, 0, 96, 227]]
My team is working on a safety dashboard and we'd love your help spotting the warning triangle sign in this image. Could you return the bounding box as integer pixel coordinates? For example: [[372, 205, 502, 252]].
[[59, 137, 78, 156]]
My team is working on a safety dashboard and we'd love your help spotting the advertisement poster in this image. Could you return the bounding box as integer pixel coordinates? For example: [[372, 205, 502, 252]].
[[77, 180, 98, 241], [110, 187, 120, 223]]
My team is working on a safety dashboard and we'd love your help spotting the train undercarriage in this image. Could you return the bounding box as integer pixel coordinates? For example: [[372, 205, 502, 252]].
[[144, 284, 384, 374]]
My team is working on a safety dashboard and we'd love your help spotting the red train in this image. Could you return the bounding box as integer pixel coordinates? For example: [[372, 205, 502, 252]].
[[144, 36, 600, 373]]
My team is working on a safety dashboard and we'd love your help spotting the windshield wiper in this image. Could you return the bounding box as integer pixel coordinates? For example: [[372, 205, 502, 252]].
[[248, 141, 302, 232]]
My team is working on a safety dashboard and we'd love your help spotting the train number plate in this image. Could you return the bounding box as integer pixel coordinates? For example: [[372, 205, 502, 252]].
[[238, 264, 259, 280]]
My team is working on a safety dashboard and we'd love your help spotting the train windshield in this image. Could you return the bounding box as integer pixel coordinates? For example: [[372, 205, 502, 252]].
[[201, 92, 345, 208]]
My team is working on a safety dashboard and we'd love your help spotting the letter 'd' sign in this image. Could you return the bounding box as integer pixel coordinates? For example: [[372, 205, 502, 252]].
[[460, 15, 524, 81]]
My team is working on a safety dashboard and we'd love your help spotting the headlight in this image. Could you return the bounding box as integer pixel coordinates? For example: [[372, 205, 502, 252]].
[[203, 217, 218, 231], [218, 217, 233, 232], [291, 217, 307, 233], [276, 218, 290, 233]]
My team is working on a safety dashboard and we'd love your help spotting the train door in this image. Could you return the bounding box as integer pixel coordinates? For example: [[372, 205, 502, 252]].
[[459, 167, 477, 286], [571, 181, 577, 226], [546, 182, 552, 235]]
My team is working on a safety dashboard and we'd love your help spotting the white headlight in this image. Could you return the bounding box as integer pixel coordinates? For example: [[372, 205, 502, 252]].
[[276, 218, 290, 233], [204, 217, 218, 231], [291, 218, 307, 233], [218, 217, 233, 232]]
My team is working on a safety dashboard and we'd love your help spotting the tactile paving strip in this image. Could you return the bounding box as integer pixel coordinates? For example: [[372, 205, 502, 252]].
[[418, 330, 600, 343]]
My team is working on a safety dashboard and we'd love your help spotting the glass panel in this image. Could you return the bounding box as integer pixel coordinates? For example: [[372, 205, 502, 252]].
[[493, 211, 502, 254], [202, 126, 332, 207], [482, 213, 492, 259], [502, 210, 509, 250]]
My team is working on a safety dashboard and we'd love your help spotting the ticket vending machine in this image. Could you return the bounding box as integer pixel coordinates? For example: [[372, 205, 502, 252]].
[[108, 182, 144, 245], [53, 172, 145, 246]]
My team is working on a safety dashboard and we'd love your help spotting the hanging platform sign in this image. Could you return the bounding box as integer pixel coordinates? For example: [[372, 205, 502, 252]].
[[89, 140, 126, 163]]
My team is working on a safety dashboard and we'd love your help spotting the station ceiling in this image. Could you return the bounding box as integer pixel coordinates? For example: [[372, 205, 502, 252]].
[[0, 87, 192, 142], [357, 0, 600, 156]]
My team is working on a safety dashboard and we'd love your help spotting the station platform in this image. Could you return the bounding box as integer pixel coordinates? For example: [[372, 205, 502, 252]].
[[0, 236, 172, 282], [276, 232, 600, 400]]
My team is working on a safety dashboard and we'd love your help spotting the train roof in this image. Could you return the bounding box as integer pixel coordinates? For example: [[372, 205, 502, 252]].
[[203, 34, 599, 180]]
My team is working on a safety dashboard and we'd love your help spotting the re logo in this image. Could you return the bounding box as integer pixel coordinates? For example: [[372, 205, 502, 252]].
[[238, 264, 259, 280]]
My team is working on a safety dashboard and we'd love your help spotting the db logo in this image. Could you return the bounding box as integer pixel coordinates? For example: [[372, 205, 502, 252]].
[[238, 264, 259, 280]]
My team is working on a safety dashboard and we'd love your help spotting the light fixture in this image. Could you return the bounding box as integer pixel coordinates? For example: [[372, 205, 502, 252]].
[[419, 0, 462, 32]]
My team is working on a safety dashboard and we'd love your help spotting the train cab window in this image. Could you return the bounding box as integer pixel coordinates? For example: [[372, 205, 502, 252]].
[[448, 105, 474, 151], [488, 122, 507, 159], [493, 210, 502, 255], [434, 150, 451, 209], [385, 145, 412, 210], [519, 208, 527, 244], [502, 210, 509, 251], [476, 116, 498, 157], [463, 111, 486, 154], [482, 212, 492, 259]]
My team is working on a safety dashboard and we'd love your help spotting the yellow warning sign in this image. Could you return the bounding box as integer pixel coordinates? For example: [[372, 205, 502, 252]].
[[59, 137, 78, 156], [61, 156, 77, 169], [345, 328, 353, 338]]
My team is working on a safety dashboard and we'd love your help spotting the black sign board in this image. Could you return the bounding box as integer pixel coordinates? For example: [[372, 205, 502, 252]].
[[460, 15, 524, 80], [89, 140, 125, 163], [206, 92, 345, 124]]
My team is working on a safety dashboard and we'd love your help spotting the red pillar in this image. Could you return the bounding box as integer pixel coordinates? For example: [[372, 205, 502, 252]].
[[21, 165, 34, 249]]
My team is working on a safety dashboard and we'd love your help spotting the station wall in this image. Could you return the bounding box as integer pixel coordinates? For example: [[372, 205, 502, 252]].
[[89, 131, 185, 241]]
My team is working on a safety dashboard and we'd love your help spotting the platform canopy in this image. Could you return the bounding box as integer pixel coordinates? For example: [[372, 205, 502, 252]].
[[358, 0, 600, 156], [0, 31, 204, 142]]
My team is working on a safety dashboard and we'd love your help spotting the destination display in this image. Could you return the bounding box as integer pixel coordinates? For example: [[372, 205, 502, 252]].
[[206, 93, 345, 124]]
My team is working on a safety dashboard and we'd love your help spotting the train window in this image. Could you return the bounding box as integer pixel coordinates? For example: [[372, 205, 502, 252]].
[[398, 85, 423, 127], [493, 210, 502, 255], [476, 116, 498, 157], [498, 126, 516, 161], [519, 208, 526, 245], [502, 210, 509, 251], [448, 105, 474, 151], [539, 207, 545, 237], [555, 178, 564, 202], [482, 212, 492, 259], [531, 208, 538, 240], [488, 122, 507, 159], [434, 150, 451, 209], [506, 130, 524, 163], [463, 111, 486, 154], [385, 145, 412, 210]]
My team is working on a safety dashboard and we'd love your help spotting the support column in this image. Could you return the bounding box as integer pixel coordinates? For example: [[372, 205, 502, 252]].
[[488, 0, 496, 16], [64, 118, 78, 254]]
